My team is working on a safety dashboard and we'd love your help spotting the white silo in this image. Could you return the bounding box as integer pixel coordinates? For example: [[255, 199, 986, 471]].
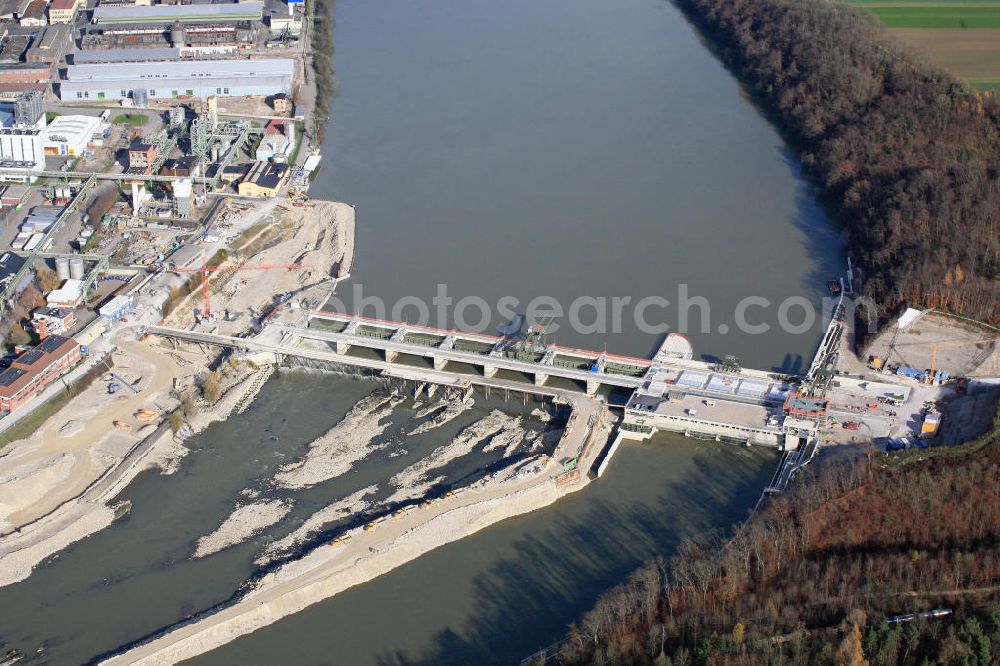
[[69, 257, 85, 280], [56, 257, 71, 280]]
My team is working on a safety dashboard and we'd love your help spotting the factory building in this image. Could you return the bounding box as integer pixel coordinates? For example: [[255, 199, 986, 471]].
[[48, 0, 81, 23], [238, 161, 288, 197], [42, 114, 104, 156], [98, 293, 133, 321], [92, 2, 263, 24], [80, 21, 258, 55], [0, 62, 51, 94], [0, 126, 45, 180], [59, 58, 294, 101], [46, 278, 85, 308], [255, 118, 294, 162], [25, 24, 70, 64], [30, 307, 76, 338], [18, 0, 46, 26], [0, 335, 81, 412], [0, 91, 45, 180]]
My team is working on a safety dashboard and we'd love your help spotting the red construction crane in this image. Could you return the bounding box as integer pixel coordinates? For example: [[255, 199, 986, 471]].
[[171, 261, 313, 318]]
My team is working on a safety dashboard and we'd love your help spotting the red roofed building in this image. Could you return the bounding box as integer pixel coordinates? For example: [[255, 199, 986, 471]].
[[0, 334, 81, 412], [48, 0, 81, 23]]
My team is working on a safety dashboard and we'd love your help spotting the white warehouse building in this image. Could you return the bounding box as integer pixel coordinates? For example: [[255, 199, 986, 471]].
[[42, 114, 105, 157], [58, 58, 295, 102]]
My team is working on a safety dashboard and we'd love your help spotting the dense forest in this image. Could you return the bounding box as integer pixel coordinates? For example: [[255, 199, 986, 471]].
[[557, 405, 1000, 664], [672, 0, 999, 323]]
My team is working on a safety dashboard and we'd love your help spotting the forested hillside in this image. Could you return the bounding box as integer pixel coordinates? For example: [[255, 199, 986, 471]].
[[674, 0, 999, 323], [558, 408, 1000, 664]]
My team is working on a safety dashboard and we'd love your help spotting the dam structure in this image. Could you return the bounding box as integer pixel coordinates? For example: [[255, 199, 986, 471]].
[[145, 302, 840, 475]]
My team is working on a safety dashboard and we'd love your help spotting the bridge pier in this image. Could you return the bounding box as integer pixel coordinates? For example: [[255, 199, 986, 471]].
[[586, 380, 600, 396], [535, 372, 549, 387], [483, 364, 498, 378], [385, 349, 399, 363], [433, 357, 447, 371], [334, 340, 351, 355]]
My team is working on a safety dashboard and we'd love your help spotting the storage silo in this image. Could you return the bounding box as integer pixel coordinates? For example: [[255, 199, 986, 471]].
[[55, 257, 71, 280], [69, 257, 85, 280]]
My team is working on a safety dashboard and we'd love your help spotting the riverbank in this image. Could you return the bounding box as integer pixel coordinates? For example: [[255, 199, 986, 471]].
[[102, 393, 610, 664], [0, 345, 277, 588]]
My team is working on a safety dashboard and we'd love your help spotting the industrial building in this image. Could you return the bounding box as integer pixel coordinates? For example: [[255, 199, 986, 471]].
[[0, 62, 50, 94], [92, 2, 263, 24], [0, 125, 45, 180], [268, 14, 301, 35], [0, 183, 28, 207], [98, 293, 133, 321], [237, 160, 288, 197], [59, 58, 295, 101], [255, 118, 294, 162], [48, 0, 81, 23], [46, 278, 85, 307], [0, 92, 45, 180], [127, 140, 157, 173], [0, 335, 81, 412], [25, 24, 70, 64], [80, 21, 258, 55], [18, 0, 46, 26], [30, 307, 76, 338], [42, 114, 104, 156], [72, 47, 180, 64]]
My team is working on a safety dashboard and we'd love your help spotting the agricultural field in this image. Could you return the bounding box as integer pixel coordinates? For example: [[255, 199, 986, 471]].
[[850, 1, 1000, 91]]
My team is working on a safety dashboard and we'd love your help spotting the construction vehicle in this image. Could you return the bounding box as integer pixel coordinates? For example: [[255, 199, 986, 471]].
[[921, 409, 941, 436], [867, 355, 885, 371]]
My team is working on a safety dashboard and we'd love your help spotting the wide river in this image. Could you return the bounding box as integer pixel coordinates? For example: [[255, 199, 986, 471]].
[[0, 0, 840, 663]]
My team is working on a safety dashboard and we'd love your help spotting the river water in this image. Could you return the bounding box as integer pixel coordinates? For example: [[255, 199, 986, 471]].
[[0, 0, 840, 663], [320, 0, 841, 371]]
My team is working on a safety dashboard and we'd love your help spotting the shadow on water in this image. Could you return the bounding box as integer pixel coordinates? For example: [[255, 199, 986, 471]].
[[373, 450, 769, 666], [195, 439, 776, 666]]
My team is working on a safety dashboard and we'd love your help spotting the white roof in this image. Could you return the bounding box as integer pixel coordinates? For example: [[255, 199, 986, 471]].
[[99, 294, 132, 317], [43, 114, 103, 147], [66, 58, 294, 82], [303, 155, 321, 171], [676, 371, 708, 388], [93, 2, 262, 21], [173, 177, 192, 198], [47, 279, 84, 305], [706, 375, 738, 393], [646, 380, 668, 396], [737, 378, 769, 397]]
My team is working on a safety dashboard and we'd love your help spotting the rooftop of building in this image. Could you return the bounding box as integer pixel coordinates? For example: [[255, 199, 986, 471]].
[[0, 334, 79, 397], [93, 1, 263, 21], [43, 114, 103, 141], [72, 47, 180, 64], [0, 251, 25, 281], [244, 160, 288, 189], [64, 57, 294, 81]]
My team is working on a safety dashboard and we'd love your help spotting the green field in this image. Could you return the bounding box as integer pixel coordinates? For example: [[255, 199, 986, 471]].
[[856, 4, 1000, 28], [111, 113, 149, 126], [971, 79, 1000, 92]]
